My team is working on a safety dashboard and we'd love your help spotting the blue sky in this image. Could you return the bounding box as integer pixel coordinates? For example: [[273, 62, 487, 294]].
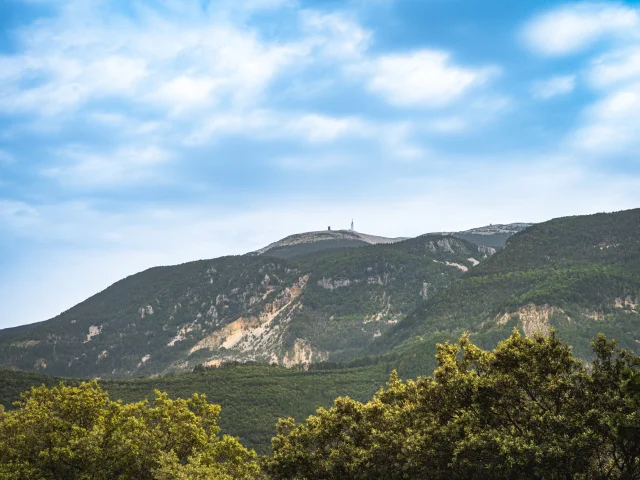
[[1, 0, 640, 328]]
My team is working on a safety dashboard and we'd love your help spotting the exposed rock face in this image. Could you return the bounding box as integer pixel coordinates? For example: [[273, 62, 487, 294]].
[[433, 260, 468, 272], [282, 338, 328, 368], [85, 325, 102, 343], [497, 304, 568, 336], [317, 277, 354, 290], [190, 275, 310, 365], [615, 296, 639, 310]]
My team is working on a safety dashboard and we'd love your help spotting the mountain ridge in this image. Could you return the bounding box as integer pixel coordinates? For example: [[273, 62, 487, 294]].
[[0, 234, 491, 378], [367, 208, 640, 377]]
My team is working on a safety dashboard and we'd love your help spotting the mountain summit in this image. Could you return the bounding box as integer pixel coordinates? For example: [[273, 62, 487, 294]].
[[254, 230, 407, 259]]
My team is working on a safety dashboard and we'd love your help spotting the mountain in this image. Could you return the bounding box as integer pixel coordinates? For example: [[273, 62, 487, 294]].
[[0, 209, 637, 454], [443, 222, 534, 247], [0, 235, 492, 378], [253, 229, 406, 258], [254, 223, 532, 259], [369, 209, 640, 377]]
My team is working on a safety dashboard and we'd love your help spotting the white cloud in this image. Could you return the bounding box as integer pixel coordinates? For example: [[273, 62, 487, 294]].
[[0, 4, 306, 117], [571, 83, 640, 153], [185, 110, 371, 145], [288, 114, 370, 142], [361, 50, 497, 107], [152, 76, 218, 111], [301, 10, 371, 59], [531, 75, 576, 99], [522, 2, 640, 56], [43, 145, 172, 187], [588, 47, 640, 88], [2, 159, 639, 327], [522, 3, 640, 157]]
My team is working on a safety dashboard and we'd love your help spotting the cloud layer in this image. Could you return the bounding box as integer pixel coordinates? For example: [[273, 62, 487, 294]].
[[1, 1, 639, 327]]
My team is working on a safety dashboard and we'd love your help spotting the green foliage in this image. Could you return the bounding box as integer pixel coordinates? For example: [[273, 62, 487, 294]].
[[0, 381, 258, 480], [0, 255, 304, 377], [285, 235, 484, 359], [0, 364, 392, 454], [372, 208, 640, 367], [260, 238, 369, 258], [264, 331, 640, 479], [0, 234, 484, 377]]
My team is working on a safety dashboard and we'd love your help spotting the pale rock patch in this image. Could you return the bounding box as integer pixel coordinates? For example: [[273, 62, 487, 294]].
[[84, 325, 102, 343], [497, 304, 568, 336], [318, 277, 353, 290], [168, 323, 198, 347], [137, 354, 151, 368], [10, 340, 40, 348], [282, 338, 328, 368], [216, 294, 228, 305], [614, 296, 638, 309], [433, 260, 469, 272], [190, 275, 309, 356]]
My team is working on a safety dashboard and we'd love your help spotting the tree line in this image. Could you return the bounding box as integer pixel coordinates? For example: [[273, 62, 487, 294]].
[[1, 330, 638, 479]]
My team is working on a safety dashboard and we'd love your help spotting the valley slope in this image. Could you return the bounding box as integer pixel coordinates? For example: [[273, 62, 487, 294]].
[[370, 208, 640, 377], [1, 209, 638, 454], [0, 235, 491, 378]]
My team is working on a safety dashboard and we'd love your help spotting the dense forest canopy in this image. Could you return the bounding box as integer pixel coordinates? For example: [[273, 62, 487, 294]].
[[1, 332, 638, 479], [265, 331, 640, 479]]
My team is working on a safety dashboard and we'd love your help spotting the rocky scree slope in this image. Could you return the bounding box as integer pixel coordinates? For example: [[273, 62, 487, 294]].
[[0, 235, 490, 378], [369, 208, 640, 378]]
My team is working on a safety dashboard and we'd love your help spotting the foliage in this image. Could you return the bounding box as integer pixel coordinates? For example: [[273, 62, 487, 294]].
[[0, 381, 258, 480], [0, 235, 483, 377], [371, 208, 640, 371], [264, 331, 640, 479], [0, 255, 303, 377], [0, 363, 391, 454]]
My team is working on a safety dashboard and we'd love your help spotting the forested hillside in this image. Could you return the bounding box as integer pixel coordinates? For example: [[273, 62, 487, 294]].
[[0, 234, 488, 378], [3, 332, 638, 477], [1, 208, 639, 457], [371, 209, 640, 378], [0, 363, 390, 453]]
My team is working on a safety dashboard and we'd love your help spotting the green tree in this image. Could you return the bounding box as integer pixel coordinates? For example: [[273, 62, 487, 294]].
[[0, 381, 259, 480], [263, 330, 640, 479]]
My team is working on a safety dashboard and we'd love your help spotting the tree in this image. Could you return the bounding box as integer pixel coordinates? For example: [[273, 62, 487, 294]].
[[0, 381, 259, 480], [263, 330, 640, 479]]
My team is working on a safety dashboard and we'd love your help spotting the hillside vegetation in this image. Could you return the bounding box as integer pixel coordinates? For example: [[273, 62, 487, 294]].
[[0, 235, 489, 378], [371, 209, 640, 378], [265, 331, 640, 479], [1, 208, 639, 458], [0, 364, 390, 453], [2, 332, 638, 479]]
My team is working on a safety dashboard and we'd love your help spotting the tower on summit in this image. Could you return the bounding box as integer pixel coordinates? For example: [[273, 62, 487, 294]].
[[350, 219, 354, 232]]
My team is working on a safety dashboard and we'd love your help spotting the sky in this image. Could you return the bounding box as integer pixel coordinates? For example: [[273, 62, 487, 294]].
[[1, 0, 639, 328]]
